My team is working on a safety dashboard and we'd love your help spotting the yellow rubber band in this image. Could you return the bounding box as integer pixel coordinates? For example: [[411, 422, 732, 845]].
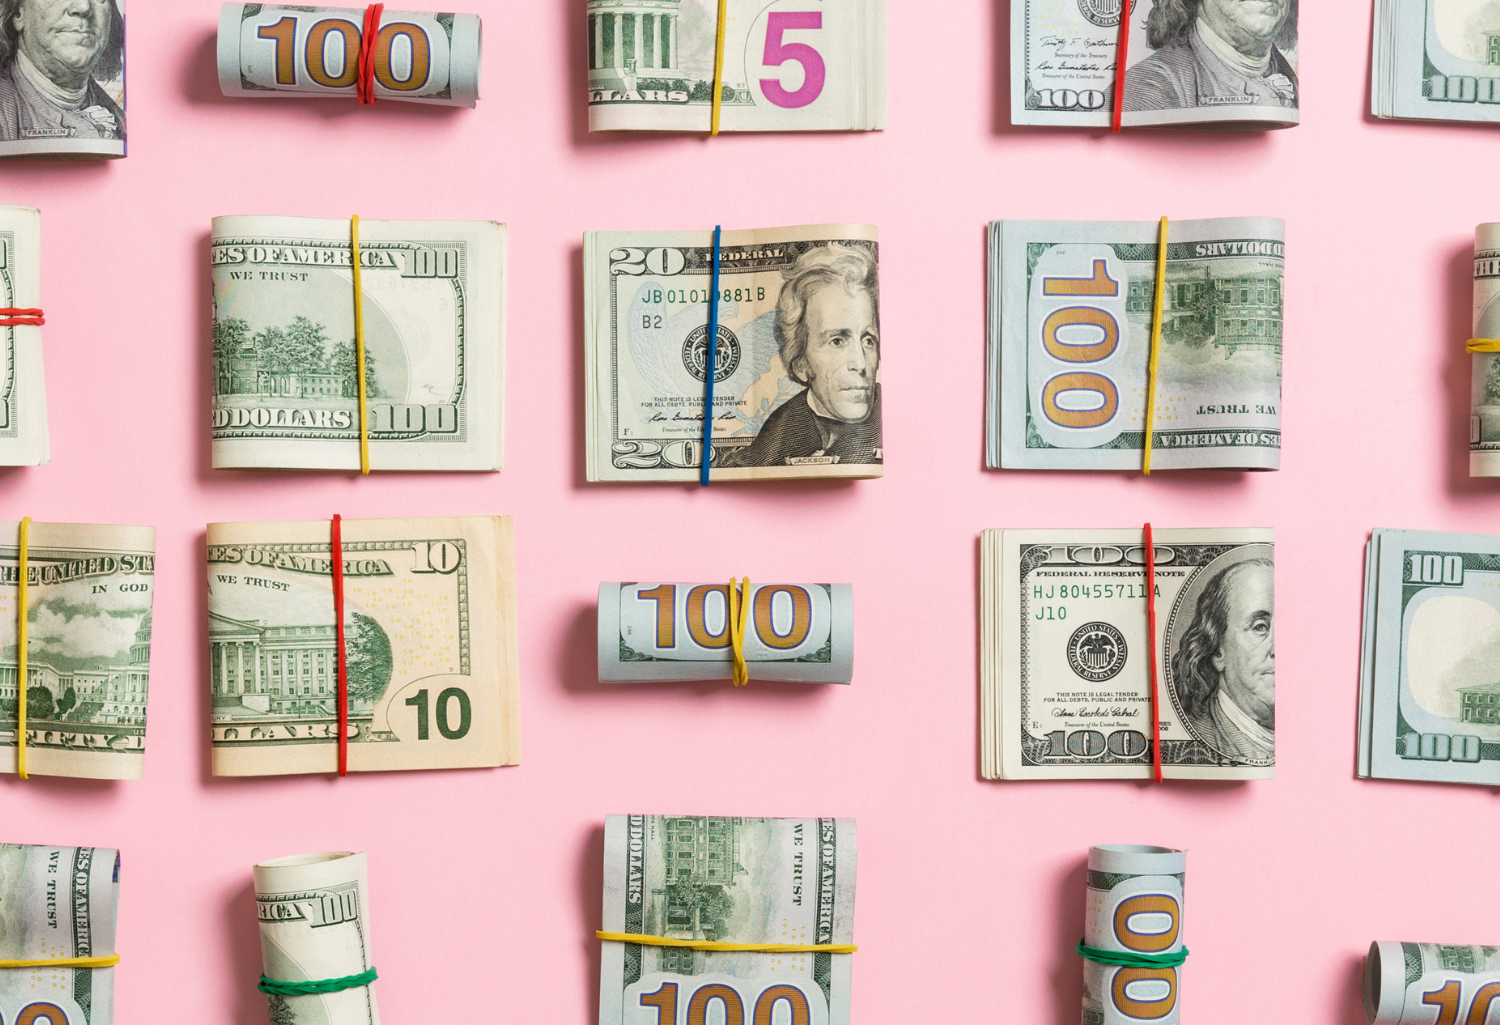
[[727, 577, 751, 686], [1143, 216, 1168, 476], [15, 516, 29, 780], [0, 954, 119, 969], [597, 932, 855, 954], [709, 0, 728, 135], [1468, 338, 1500, 352], [351, 215, 370, 475]]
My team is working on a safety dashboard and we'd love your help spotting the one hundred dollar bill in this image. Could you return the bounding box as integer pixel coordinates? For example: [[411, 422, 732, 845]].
[[218, 4, 481, 107], [585, 0, 885, 132], [255, 851, 378, 1025], [1082, 845, 1185, 1025], [211, 216, 505, 471], [599, 816, 856, 1025], [598, 582, 853, 682], [1471, 225, 1500, 475], [0, 207, 45, 465], [1365, 942, 1500, 1023], [1013, 0, 1298, 129], [0, 521, 155, 780], [206, 515, 521, 776], [0, 843, 119, 1025], [988, 219, 1285, 471], [0, 1, 124, 159], [1372, 0, 1500, 122], [981, 527, 1275, 780], [585, 225, 882, 483]]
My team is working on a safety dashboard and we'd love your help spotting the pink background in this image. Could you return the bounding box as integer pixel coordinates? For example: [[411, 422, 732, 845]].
[[1, 1, 1496, 1022]]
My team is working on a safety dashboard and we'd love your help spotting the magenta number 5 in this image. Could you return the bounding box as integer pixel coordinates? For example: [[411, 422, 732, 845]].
[[759, 13, 826, 108]]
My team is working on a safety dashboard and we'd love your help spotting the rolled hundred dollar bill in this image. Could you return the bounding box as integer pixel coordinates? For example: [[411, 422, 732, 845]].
[[1471, 225, 1500, 476], [0, 843, 119, 1025], [1365, 942, 1500, 1023], [218, 3, 481, 107], [255, 852, 378, 1025], [0, 207, 46, 465], [598, 582, 853, 682], [1082, 845, 1186, 1025]]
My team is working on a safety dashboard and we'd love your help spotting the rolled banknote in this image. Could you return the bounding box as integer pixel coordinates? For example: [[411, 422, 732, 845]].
[[598, 582, 853, 682], [0, 842, 119, 1025], [1365, 942, 1500, 1024], [1471, 226, 1500, 476], [600, 816, 856, 1025], [1082, 845, 1186, 1025], [0, 207, 45, 465], [255, 851, 378, 1025], [211, 216, 505, 471], [207, 515, 521, 776], [981, 527, 1275, 780], [586, 0, 885, 132], [584, 224, 881, 482], [988, 218, 1285, 471], [1372, 0, 1500, 122], [1, 520, 156, 780], [218, 3, 481, 107], [0, 2, 125, 159]]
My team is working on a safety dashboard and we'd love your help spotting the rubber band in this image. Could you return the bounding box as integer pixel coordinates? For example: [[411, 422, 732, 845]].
[[598, 932, 856, 954], [331, 514, 349, 776], [356, 4, 383, 105], [709, 0, 728, 135], [1142, 216, 1167, 474], [1468, 338, 1500, 352], [0, 953, 119, 969], [0, 308, 42, 326], [1111, 0, 1131, 132], [351, 216, 370, 475], [15, 516, 29, 780], [727, 577, 751, 686], [260, 967, 377, 996], [1144, 522, 1162, 784], [700, 226, 723, 485], [1077, 941, 1187, 968]]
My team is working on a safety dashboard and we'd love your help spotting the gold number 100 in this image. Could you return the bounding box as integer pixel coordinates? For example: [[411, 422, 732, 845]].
[[256, 17, 432, 92], [640, 982, 812, 1025], [637, 584, 813, 651]]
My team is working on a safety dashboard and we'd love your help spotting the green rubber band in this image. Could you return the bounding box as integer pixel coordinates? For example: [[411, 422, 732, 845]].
[[259, 968, 378, 996], [1076, 941, 1189, 968]]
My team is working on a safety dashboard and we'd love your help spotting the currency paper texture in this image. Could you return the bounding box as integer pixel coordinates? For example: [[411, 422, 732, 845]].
[[0, 1, 124, 158], [0, 521, 155, 780], [600, 815, 856, 1025], [988, 218, 1285, 471], [207, 515, 521, 776], [1365, 942, 1500, 1024], [585, 0, 885, 132], [211, 215, 505, 471], [598, 582, 853, 682], [255, 851, 378, 1025], [0, 843, 119, 1025], [1372, 0, 1500, 122], [1472, 225, 1500, 475], [585, 225, 881, 483], [981, 527, 1275, 780], [0, 207, 45, 465], [1012, 0, 1298, 129], [218, 3, 481, 107], [1082, 845, 1185, 1025]]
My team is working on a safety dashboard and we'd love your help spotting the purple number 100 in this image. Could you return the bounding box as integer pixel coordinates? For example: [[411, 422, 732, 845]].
[[759, 12, 825, 108]]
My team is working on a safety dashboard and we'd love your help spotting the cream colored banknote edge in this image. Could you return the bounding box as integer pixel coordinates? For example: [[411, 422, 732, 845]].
[[0, 207, 45, 466]]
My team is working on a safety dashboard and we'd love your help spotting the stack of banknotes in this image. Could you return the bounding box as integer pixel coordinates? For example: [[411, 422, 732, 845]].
[[1372, 0, 1500, 123], [211, 216, 506, 471], [206, 515, 521, 775], [980, 527, 1275, 780], [0, 1, 125, 159], [1358, 528, 1500, 786], [987, 218, 1285, 471], [584, 225, 882, 482], [0, 207, 46, 465], [1365, 942, 1500, 1023], [1081, 845, 1185, 1025], [599, 815, 856, 1025], [1011, 0, 1299, 129], [585, 0, 886, 132], [1470, 224, 1500, 475]]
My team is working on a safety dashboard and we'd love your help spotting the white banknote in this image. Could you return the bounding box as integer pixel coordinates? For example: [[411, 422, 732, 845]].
[[0, 207, 45, 465], [1373, 0, 1500, 122]]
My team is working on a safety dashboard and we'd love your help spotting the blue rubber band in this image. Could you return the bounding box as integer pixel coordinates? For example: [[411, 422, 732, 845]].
[[700, 225, 722, 486]]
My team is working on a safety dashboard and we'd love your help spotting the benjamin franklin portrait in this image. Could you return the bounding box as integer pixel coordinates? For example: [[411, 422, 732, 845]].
[[719, 243, 881, 469], [0, 0, 124, 143], [1123, 0, 1297, 113]]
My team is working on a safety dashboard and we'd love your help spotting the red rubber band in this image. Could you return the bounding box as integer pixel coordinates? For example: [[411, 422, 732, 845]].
[[1112, 0, 1130, 133], [1144, 522, 1162, 783], [357, 4, 383, 105], [0, 308, 43, 326], [331, 514, 349, 776]]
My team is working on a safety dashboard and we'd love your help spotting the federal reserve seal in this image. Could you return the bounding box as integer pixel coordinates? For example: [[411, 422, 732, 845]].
[[1077, 0, 1133, 28], [682, 324, 741, 383], [1067, 622, 1128, 682]]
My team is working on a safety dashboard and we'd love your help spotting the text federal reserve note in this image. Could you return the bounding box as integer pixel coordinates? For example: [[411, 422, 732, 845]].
[[0, 207, 45, 465]]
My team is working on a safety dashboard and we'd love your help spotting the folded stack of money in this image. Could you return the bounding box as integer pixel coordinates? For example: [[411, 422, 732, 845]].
[[1365, 942, 1500, 1023], [987, 219, 1285, 471], [1358, 528, 1500, 786], [0, 843, 120, 1024], [255, 852, 379, 1025], [598, 582, 853, 683], [584, 225, 881, 482], [1372, 0, 1500, 123], [206, 515, 521, 776], [1081, 845, 1186, 1025], [211, 216, 506, 471], [1011, 0, 1298, 129], [599, 815, 856, 1025], [585, 0, 885, 132], [0, 207, 46, 465], [1470, 226, 1500, 475], [981, 527, 1275, 780], [218, 3, 482, 107], [2, 520, 156, 780]]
